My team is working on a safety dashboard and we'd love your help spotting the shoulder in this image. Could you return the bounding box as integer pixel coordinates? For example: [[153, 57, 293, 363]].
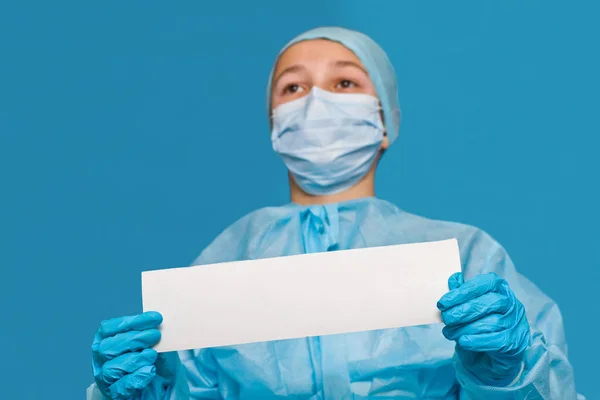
[[391, 206, 555, 310], [191, 205, 298, 266], [385, 203, 510, 276]]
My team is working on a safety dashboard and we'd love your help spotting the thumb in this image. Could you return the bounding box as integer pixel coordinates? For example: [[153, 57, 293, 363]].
[[448, 272, 464, 291]]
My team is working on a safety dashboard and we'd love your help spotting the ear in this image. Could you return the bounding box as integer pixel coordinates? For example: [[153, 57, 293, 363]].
[[380, 135, 390, 151]]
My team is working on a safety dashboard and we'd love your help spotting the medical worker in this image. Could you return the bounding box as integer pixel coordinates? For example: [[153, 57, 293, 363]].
[[88, 27, 584, 399]]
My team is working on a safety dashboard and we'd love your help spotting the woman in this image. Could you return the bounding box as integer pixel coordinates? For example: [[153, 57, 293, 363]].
[[88, 27, 583, 399]]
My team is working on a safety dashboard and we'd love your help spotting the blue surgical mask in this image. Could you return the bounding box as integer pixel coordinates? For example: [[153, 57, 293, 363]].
[[271, 87, 384, 196]]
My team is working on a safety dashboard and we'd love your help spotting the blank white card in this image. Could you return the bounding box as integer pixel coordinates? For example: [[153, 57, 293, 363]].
[[142, 238, 461, 353]]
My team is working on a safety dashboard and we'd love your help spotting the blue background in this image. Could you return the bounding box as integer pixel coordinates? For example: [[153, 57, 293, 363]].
[[1, 1, 597, 398]]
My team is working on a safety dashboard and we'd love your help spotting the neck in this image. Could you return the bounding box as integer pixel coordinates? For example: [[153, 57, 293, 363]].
[[289, 167, 377, 206]]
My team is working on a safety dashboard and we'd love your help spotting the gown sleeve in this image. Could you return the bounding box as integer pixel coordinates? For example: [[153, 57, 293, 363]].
[[456, 229, 585, 400]]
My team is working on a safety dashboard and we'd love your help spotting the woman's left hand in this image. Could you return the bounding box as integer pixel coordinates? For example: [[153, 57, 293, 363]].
[[437, 272, 531, 386]]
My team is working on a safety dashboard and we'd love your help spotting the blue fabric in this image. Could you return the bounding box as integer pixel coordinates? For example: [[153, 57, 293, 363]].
[[439, 272, 531, 387], [86, 197, 584, 399], [165, 197, 581, 399], [266, 27, 401, 145]]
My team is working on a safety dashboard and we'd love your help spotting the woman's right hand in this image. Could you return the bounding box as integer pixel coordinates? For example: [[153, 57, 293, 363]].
[[91, 311, 163, 400]]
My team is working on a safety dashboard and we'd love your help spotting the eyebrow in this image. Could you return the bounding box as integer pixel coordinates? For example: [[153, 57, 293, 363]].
[[273, 65, 307, 88], [332, 60, 368, 75], [273, 60, 369, 88]]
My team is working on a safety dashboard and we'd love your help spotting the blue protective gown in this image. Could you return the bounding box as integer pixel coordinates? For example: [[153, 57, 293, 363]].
[[165, 197, 583, 400]]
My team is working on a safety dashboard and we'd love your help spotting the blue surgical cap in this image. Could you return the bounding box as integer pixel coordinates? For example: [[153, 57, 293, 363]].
[[266, 26, 401, 144]]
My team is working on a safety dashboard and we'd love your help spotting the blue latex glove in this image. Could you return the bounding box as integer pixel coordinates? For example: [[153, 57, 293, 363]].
[[437, 272, 531, 386], [92, 312, 164, 399]]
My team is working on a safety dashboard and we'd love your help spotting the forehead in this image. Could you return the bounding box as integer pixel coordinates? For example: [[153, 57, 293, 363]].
[[274, 39, 363, 73]]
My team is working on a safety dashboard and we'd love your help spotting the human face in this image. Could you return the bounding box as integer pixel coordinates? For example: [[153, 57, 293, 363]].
[[271, 39, 378, 109], [270, 39, 389, 151]]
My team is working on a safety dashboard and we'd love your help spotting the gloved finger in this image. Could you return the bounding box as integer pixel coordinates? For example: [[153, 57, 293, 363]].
[[99, 312, 163, 339], [99, 348, 158, 384], [98, 329, 161, 361], [437, 273, 503, 311], [441, 292, 511, 326], [458, 327, 530, 354], [109, 365, 156, 400], [448, 272, 464, 291], [442, 313, 508, 341]]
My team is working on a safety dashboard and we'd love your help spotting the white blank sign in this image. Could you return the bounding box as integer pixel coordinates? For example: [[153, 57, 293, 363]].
[[142, 238, 461, 353]]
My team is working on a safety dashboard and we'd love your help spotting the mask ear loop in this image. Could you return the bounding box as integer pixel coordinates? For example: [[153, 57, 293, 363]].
[[379, 101, 388, 162], [379, 101, 387, 137]]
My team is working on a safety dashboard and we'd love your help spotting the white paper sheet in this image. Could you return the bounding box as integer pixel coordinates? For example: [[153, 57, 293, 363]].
[[142, 238, 461, 353]]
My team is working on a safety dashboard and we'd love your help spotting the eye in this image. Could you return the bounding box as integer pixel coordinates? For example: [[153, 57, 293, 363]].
[[283, 84, 304, 95], [336, 79, 357, 89]]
